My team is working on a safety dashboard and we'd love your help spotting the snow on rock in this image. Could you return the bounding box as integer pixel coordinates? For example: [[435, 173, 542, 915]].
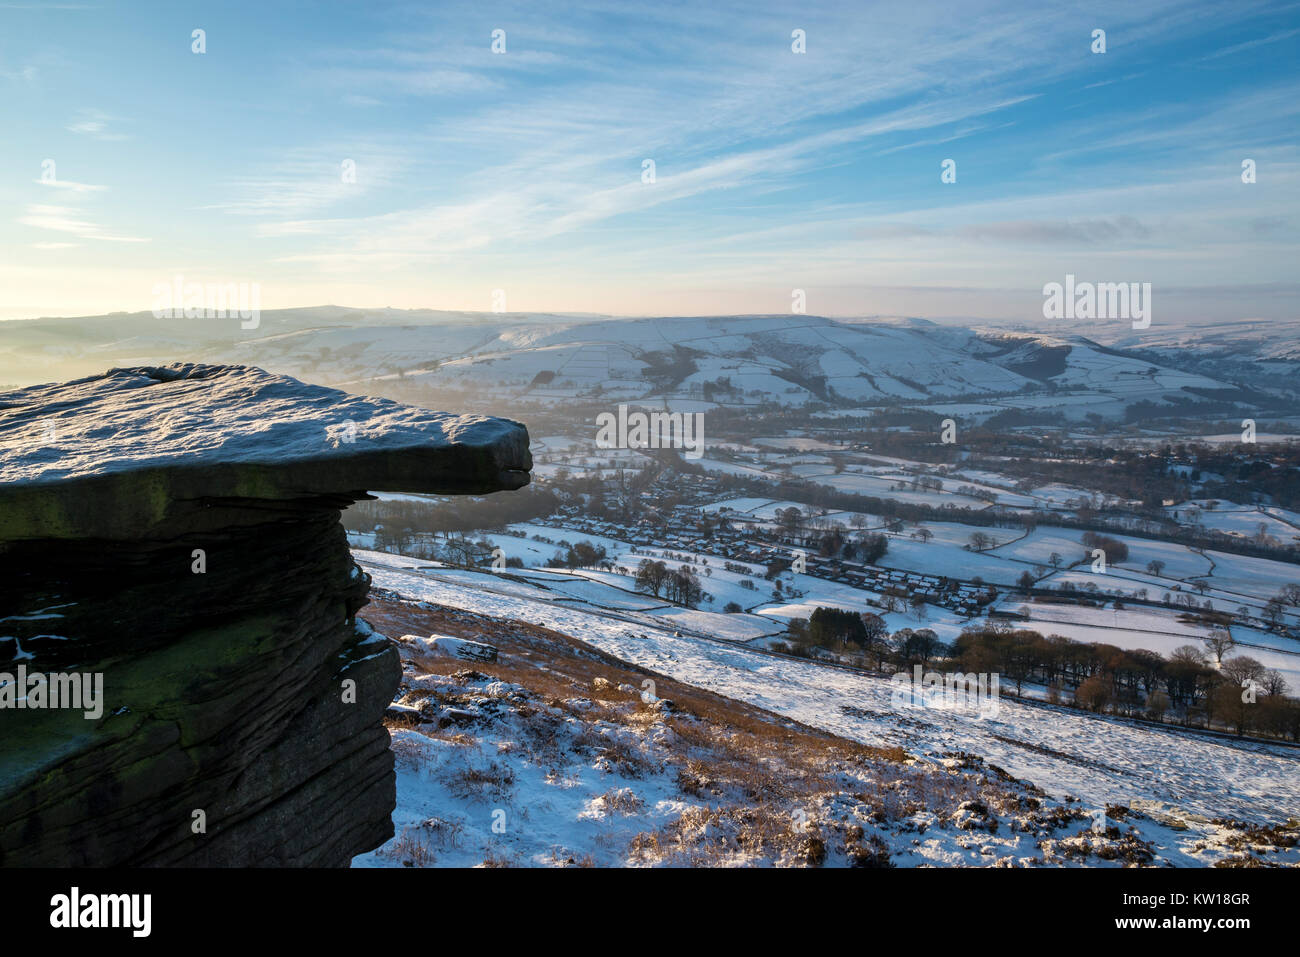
[[0, 362, 531, 541], [401, 634, 499, 663]]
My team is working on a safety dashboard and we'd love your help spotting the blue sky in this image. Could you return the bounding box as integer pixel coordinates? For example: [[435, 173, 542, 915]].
[[1, 0, 1297, 322]]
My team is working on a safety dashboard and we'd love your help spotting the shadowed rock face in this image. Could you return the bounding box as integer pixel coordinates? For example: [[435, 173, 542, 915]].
[[0, 363, 531, 866]]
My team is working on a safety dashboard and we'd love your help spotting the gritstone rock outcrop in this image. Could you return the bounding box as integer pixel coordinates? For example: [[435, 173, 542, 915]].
[[0, 362, 530, 866]]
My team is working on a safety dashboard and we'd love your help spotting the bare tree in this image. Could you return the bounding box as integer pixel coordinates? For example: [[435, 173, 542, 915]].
[[1264, 599, 1286, 628], [1202, 628, 1234, 668]]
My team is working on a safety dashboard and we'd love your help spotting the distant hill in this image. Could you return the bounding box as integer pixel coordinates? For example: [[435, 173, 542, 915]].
[[3, 308, 1295, 422]]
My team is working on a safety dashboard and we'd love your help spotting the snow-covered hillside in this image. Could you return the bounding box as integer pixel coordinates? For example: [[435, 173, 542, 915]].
[[350, 568, 1300, 868], [353, 550, 1300, 831]]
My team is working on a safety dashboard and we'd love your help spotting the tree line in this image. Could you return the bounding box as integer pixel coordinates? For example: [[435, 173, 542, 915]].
[[778, 608, 1299, 742]]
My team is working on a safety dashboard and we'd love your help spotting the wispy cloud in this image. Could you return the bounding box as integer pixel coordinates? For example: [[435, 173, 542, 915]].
[[1200, 27, 1300, 60], [35, 177, 107, 193], [958, 217, 1153, 245], [254, 87, 1041, 271], [66, 109, 128, 140], [19, 204, 149, 242], [206, 146, 406, 216]]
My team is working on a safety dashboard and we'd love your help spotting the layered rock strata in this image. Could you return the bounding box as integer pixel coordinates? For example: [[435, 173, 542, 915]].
[[0, 363, 530, 866]]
